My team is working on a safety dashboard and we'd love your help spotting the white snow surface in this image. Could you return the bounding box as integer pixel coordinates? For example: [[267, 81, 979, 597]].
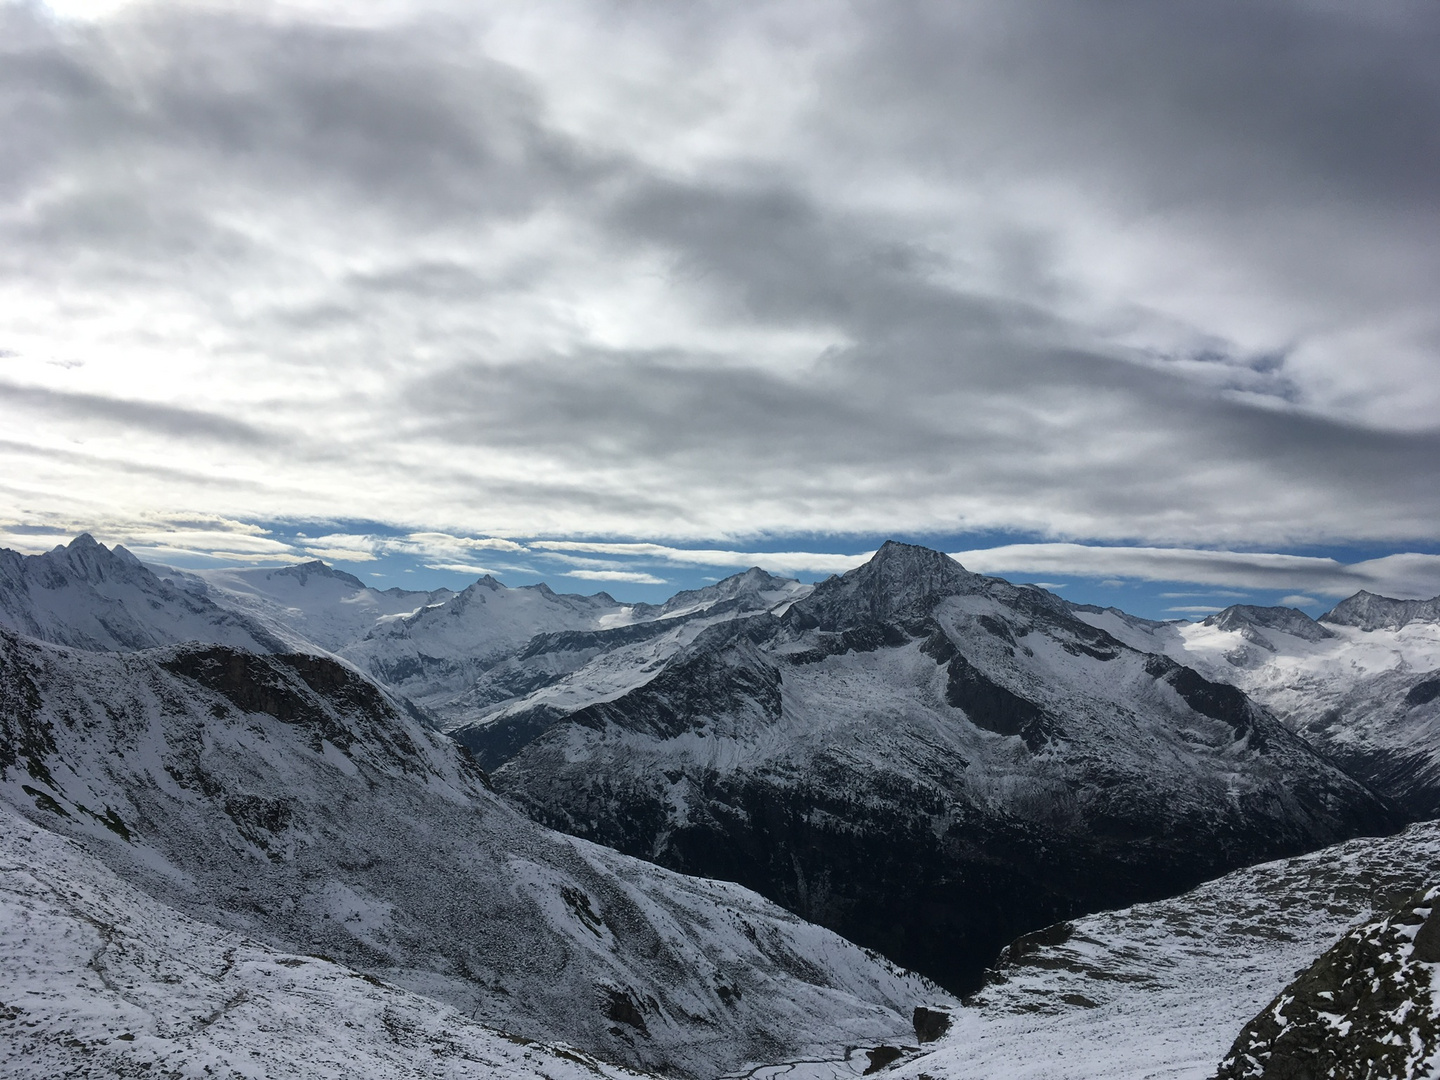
[[0, 535, 281, 654], [177, 560, 454, 652], [0, 801, 652, 1080], [886, 820, 1440, 1080]]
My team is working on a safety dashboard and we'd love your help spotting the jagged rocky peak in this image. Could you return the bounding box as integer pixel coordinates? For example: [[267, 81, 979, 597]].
[[30, 533, 145, 582], [1216, 884, 1440, 1080], [1203, 604, 1335, 643], [1321, 590, 1440, 631], [271, 559, 367, 590], [791, 540, 976, 629]]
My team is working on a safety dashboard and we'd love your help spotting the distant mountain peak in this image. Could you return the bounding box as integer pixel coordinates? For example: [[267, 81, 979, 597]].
[[1203, 604, 1335, 643], [273, 560, 367, 590], [1321, 590, 1440, 631]]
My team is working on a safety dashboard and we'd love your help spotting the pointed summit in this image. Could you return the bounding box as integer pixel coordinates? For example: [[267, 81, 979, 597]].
[[791, 541, 975, 630]]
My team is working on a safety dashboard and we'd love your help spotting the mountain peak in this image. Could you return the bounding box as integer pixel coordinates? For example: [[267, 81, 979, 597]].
[[274, 560, 367, 590], [792, 541, 974, 629], [1203, 604, 1334, 643], [1321, 590, 1440, 631]]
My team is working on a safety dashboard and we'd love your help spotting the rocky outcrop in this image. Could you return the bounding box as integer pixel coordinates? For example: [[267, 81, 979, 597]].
[[1216, 886, 1440, 1080]]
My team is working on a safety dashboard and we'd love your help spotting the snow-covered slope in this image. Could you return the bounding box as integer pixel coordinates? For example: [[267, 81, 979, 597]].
[[0, 627, 947, 1079], [1073, 596, 1440, 815], [0, 535, 283, 654], [1216, 882, 1440, 1080], [873, 819, 1440, 1080], [490, 542, 1397, 995], [177, 560, 453, 653], [0, 801, 651, 1080], [339, 568, 808, 730]]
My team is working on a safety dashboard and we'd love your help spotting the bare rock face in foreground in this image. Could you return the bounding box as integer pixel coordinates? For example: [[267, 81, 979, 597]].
[[1216, 886, 1440, 1080]]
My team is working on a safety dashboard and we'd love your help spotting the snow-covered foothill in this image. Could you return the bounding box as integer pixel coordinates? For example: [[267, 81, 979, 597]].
[[1216, 882, 1440, 1079]]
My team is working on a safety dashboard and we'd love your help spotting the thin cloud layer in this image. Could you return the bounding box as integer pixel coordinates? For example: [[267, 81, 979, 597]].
[[956, 544, 1440, 600], [1, 0, 1436, 556]]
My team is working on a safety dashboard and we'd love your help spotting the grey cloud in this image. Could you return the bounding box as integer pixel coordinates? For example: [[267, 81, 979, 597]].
[[835, 0, 1440, 214], [1, 0, 1435, 551], [0, 382, 268, 446], [956, 544, 1440, 600]]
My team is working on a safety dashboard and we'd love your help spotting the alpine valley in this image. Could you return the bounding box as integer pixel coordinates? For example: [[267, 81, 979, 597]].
[[3, 534, 1439, 1080]]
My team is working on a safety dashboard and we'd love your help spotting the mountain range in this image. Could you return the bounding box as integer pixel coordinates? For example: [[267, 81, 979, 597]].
[[3, 533, 1438, 1078]]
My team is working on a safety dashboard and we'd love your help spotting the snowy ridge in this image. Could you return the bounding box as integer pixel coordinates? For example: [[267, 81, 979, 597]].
[[177, 560, 454, 653], [1321, 590, 1440, 631], [491, 543, 1396, 995], [881, 820, 1440, 1080], [1072, 598, 1440, 814], [0, 627, 946, 1079], [0, 802, 652, 1080], [337, 567, 810, 738], [0, 535, 283, 654]]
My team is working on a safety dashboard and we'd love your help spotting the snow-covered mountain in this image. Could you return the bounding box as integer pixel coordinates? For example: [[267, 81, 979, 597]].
[[486, 542, 1397, 995], [1216, 882, 1440, 1080], [1074, 594, 1440, 815], [336, 567, 808, 731], [177, 560, 454, 652], [0, 534, 283, 654], [871, 819, 1440, 1080], [0, 627, 947, 1078], [0, 801, 652, 1080]]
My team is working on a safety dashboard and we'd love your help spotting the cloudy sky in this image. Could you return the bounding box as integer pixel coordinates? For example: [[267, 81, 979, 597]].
[[2, 0, 1438, 615]]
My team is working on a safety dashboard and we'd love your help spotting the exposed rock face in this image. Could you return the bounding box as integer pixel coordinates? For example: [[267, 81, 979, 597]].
[[1321, 590, 1440, 632], [1073, 595, 1440, 824], [1216, 886, 1440, 1080], [912, 1006, 951, 1043], [491, 543, 1399, 994]]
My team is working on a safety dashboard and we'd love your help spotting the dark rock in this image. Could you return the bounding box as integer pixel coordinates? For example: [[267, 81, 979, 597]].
[[864, 1046, 905, 1074], [912, 1006, 951, 1043]]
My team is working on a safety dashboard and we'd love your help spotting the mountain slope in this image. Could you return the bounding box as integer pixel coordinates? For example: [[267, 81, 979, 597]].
[[1216, 883, 1440, 1080], [872, 820, 1440, 1080], [0, 535, 283, 654], [0, 627, 946, 1079], [0, 800, 651, 1080], [339, 568, 807, 732], [1075, 596, 1440, 815], [490, 542, 1397, 995], [177, 560, 454, 652]]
